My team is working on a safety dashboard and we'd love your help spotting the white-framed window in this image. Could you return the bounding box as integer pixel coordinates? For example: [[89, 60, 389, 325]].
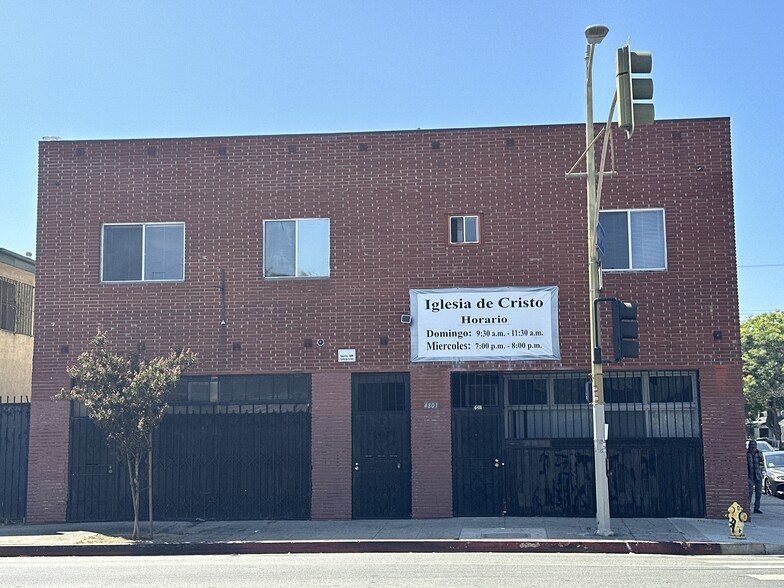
[[449, 215, 479, 244], [599, 209, 666, 271], [263, 218, 330, 278], [101, 222, 185, 282]]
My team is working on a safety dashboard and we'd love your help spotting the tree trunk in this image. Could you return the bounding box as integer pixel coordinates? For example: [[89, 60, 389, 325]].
[[148, 440, 154, 540], [127, 454, 140, 541]]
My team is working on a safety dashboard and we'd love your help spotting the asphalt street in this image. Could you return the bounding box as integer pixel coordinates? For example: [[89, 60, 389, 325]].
[[4, 553, 784, 587]]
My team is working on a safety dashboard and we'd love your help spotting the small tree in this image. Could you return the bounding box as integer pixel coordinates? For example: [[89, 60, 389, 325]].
[[58, 326, 196, 540], [741, 310, 784, 420]]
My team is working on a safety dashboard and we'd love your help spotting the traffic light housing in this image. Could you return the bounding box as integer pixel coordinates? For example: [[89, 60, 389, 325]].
[[616, 44, 654, 137], [611, 300, 639, 362]]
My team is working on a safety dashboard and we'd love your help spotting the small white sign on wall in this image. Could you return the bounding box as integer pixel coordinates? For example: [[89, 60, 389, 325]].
[[338, 349, 356, 363]]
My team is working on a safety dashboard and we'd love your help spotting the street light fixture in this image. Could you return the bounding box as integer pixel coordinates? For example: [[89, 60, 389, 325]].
[[585, 25, 609, 45], [584, 24, 613, 537]]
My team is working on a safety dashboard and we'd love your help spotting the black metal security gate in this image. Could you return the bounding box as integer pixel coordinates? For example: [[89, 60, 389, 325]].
[[502, 442, 595, 516], [68, 374, 311, 522], [607, 439, 705, 517], [68, 403, 126, 521], [352, 373, 411, 519], [0, 402, 29, 521], [451, 371, 706, 518], [451, 374, 504, 516]]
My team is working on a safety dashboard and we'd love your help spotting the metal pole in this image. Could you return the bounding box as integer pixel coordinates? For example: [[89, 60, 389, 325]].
[[585, 35, 613, 537]]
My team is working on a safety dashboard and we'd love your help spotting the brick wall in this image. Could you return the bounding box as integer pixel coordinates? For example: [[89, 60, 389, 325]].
[[311, 371, 352, 519], [30, 119, 744, 521], [26, 392, 70, 523], [700, 364, 748, 516], [411, 367, 453, 518]]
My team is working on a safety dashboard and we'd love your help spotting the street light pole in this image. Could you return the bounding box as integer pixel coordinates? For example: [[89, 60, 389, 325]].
[[584, 24, 613, 537]]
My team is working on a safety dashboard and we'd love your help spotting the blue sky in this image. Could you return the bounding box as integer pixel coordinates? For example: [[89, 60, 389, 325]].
[[1, 1, 781, 320]]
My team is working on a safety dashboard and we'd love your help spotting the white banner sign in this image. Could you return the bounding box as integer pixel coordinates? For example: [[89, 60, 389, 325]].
[[409, 287, 560, 362]]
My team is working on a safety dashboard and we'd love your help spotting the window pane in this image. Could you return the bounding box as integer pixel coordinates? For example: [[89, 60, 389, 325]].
[[631, 210, 665, 269], [296, 219, 329, 277], [508, 379, 547, 405], [187, 381, 211, 403], [604, 376, 642, 403], [264, 221, 296, 277], [650, 375, 693, 403], [465, 216, 478, 242], [599, 211, 629, 270], [103, 225, 142, 281], [0, 280, 16, 331], [554, 378, 589, 404], [144, 224, 184, 281], [450, 217, 463, 243], [450, 216, 478, 244]]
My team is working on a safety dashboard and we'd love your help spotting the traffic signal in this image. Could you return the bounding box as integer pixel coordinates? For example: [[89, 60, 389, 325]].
[[611, 300, 639, 362], [616, 44, 654, 137]]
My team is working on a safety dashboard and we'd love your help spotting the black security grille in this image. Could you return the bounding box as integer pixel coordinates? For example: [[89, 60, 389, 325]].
[[0, 277, 33, 336], [0, 402, 29, 521], [451, 370, 705, 518], [451, 372, 500, 408], [68, 374, 311, 522], [499, 371, 701, 441]]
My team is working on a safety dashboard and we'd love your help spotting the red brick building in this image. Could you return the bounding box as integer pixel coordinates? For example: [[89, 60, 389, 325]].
[[29, 118, 744, 523]]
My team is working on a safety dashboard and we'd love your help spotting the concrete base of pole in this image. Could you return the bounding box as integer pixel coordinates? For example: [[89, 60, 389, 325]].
[[592, 402, 614, 536]]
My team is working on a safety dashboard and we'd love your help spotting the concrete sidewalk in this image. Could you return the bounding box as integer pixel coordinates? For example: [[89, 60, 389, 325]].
[[2, 494, 783, 556]]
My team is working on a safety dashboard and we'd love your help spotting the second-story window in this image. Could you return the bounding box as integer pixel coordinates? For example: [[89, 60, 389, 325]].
[[449, 215, 479, 244], [0, 279, 16, 332], [0, 277, 33, 336], [599, 209, 666, 271], [264, 219, 330, 278], [101, 223, 185, 282]]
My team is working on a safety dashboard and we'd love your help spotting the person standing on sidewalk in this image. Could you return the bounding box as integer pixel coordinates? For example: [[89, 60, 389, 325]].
[[747, 440, 764, 515]]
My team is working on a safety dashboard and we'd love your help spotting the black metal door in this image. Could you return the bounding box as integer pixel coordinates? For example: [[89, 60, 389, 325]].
[[68, 403, 127, 522], [452, 407, 504, 516], [352, 373, 411, 519], [451, 373, 505, 516]]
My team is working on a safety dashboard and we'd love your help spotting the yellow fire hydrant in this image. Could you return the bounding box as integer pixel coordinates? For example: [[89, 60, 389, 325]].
[[726, 501, 748, 539]]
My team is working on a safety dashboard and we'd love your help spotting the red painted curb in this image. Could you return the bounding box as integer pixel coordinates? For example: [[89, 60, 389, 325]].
[[0, 539, 727, 557]]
